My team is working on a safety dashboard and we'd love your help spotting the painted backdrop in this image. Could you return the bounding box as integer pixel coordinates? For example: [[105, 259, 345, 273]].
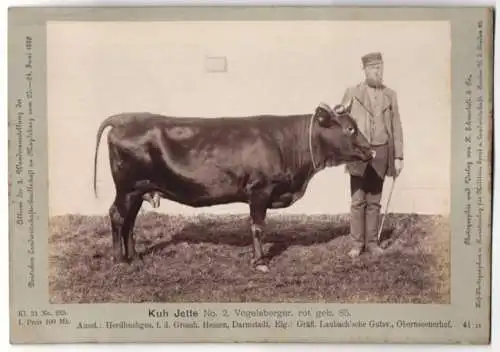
[[47, 20, 451, 216]]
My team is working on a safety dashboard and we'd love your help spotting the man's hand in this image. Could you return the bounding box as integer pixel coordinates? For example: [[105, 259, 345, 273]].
[[394, 158, 404, 178]]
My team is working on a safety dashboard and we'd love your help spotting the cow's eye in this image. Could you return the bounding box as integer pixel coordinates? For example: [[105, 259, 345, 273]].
[[346, 126, 355, 135]]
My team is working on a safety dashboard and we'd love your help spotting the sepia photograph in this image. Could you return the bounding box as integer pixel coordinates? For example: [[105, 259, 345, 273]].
[[9, 5, 493, 344], [46, 20, 451, 305]]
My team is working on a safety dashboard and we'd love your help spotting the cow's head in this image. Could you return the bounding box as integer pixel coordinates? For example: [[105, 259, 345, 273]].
[[313, 100, 373, 166]]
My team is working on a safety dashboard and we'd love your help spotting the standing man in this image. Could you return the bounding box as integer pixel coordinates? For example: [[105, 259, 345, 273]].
[[340, 52, 404, 257]]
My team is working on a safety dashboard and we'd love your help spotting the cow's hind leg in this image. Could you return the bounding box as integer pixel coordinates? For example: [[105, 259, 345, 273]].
[[249, 193, 270, 273], [109, 191, 142, 263], [122, 192, 143, 261], [109, 196, 125, 263]]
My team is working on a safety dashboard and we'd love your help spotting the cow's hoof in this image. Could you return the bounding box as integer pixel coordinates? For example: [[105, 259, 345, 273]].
[[255, 264, 269, 273], [112, 253, 127, 264], [130, 254, 144, 264]]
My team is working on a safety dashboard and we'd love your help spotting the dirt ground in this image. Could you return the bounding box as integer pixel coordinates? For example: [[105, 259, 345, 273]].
[[48, 212, 450, 304]]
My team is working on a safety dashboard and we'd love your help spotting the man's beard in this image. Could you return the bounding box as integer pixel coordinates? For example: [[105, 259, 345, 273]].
[[365, 77, 383, 88]]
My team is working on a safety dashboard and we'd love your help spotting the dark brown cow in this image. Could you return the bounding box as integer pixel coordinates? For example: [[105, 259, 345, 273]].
[[93, 101, 373, 272]]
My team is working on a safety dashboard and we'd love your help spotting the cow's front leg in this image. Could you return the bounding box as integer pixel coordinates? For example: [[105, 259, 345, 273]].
[[251, 223, 266, 269], [249, 193, 270, 273]]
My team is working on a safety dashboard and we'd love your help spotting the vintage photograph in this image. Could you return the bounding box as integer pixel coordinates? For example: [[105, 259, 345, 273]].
[[46, 20, 451, 304]]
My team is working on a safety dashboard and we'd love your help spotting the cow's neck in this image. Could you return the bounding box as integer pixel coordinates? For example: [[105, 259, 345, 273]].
[[289, 115, 328, 176]]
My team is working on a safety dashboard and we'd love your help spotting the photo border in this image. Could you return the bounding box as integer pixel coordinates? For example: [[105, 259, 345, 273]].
[[8, 6, 494, 344]]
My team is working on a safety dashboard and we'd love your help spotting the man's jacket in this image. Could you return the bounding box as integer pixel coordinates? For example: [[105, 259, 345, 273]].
[[341, 82, 404, 178]]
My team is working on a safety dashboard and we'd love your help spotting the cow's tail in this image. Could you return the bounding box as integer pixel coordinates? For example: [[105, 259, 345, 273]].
[[93, 114, 127, 198]]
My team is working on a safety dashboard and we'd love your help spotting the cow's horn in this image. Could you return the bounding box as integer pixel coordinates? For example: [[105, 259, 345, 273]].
[[333, 104, 345, 114], [344, 98, 353, 112]]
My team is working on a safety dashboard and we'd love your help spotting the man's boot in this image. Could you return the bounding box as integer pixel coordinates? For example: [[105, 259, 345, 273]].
[[365, 201, 384, 255]]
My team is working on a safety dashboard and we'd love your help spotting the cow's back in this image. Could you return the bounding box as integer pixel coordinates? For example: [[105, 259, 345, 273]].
[[107, 112, 308, 148], [104, 112, 310, 207]]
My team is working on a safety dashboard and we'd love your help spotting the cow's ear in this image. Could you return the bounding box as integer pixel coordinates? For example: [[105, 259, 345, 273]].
[[315, 103, 337, 127], [316, 107, 333, 127], [317, 114, 331, 127]]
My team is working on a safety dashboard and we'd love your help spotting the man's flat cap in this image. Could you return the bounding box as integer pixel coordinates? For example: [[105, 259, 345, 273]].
[[362, 52, 383, 67]]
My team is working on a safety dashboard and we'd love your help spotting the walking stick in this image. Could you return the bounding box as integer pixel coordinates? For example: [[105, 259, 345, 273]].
[[377, 176, 397, 242]]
